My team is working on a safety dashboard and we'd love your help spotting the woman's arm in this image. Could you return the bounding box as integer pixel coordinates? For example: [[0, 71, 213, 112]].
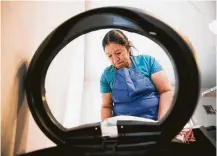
[[101, 92, 113, 121], [151, 70, 174, 120], [150, 34, 194, 120]]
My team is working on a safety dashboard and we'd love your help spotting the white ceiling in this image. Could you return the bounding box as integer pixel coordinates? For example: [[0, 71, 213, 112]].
[[83, 0, 216, 88]]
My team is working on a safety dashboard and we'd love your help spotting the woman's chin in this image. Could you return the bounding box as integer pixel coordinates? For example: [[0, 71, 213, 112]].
[[114, 64, 126, 69], [114, 65, 122, 69]]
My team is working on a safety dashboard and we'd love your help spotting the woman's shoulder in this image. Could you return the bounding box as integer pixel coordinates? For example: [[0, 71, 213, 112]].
[[133, 54, 154, 59], [102, 65, 115, 75], [132, 54, 155, 63]]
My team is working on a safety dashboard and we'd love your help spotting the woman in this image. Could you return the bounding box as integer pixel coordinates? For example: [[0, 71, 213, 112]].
[[100, 29, 173, 121]]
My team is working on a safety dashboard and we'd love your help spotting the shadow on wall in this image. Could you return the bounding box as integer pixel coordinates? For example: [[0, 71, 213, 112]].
[[1, 61, 30, 156]]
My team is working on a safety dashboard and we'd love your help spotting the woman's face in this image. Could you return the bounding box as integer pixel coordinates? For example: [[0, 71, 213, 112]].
[[105, 43, 131, 69]]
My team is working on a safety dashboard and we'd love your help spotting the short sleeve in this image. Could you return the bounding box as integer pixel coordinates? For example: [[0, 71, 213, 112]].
[[148, 56, 163, 75], [100, 70, 111, 93]]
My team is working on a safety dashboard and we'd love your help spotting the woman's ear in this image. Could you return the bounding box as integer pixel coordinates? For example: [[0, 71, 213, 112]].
[[125, 44, 131, 51], [127, 41, 133, 55], [127, 46, 132, 56], [128, 41, 132, 47]]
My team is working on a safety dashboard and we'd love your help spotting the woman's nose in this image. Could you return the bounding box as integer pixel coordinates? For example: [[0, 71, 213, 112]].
[[113, 55, 120, 63]]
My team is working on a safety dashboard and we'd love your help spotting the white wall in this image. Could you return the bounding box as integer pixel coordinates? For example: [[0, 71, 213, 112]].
[[25, 2, 85, 153], [1, 1, 85, 155], [62, 35, 85, 128], [2, 2, 32, 155]]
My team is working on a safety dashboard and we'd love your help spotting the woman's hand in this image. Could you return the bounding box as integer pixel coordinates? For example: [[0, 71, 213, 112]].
[[115, 61, 130, 69], [101, 93, 113, 121]]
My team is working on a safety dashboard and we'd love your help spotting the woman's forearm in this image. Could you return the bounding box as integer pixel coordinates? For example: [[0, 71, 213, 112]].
[[101, 107, 112, 121], [158, 90, 174, 120]]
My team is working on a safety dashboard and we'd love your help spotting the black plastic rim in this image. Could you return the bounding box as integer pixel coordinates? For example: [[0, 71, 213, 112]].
[[25, 6, 200, 146]]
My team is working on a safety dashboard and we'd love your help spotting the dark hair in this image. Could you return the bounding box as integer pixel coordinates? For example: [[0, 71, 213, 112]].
[[102, 29, 134, 55]]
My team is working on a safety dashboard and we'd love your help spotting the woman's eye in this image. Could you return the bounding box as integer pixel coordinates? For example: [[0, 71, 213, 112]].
[[116, 51, 121, 55]]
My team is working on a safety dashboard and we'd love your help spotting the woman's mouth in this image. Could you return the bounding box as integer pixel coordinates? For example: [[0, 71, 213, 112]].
[[115, 61, 126, 68]]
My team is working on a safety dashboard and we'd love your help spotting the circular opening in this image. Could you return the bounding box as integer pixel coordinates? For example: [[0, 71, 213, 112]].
[[25, 7, 200, 145]]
